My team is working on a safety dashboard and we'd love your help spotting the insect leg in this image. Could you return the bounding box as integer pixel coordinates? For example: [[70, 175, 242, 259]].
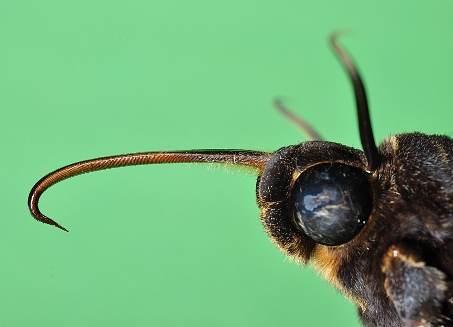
[[382, 243, 448, 326]]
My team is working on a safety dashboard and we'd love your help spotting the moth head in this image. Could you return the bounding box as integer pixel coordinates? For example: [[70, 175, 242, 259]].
[[257, 141, 374, 262], [256, 33, 378, 260]]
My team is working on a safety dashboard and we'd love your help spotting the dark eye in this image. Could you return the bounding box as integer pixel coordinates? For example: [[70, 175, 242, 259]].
[[291, 163, 373, 246]]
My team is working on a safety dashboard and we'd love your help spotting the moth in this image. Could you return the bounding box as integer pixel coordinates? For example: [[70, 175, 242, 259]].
[[28, 33, 453, 327]]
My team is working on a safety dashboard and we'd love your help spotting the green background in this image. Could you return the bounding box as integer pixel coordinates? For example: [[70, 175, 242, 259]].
[[1, 1, 452, 326]]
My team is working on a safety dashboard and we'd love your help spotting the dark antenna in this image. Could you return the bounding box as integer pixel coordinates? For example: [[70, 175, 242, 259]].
[[274, 99, 324, 141], [330, 32, 379, 172]]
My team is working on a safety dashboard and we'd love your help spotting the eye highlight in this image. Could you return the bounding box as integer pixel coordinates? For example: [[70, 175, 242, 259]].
[[291, 164, 373, 246]]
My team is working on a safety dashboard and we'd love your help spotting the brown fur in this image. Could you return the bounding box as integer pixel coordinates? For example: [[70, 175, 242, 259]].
[[257, 133, 453, 326]]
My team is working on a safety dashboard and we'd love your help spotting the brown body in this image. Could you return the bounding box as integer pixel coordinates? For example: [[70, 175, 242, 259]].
[[258, 133, 453, 326]]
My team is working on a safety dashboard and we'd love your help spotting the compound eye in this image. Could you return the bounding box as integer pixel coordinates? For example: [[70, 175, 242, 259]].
[[291, 163, 372, 246]]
